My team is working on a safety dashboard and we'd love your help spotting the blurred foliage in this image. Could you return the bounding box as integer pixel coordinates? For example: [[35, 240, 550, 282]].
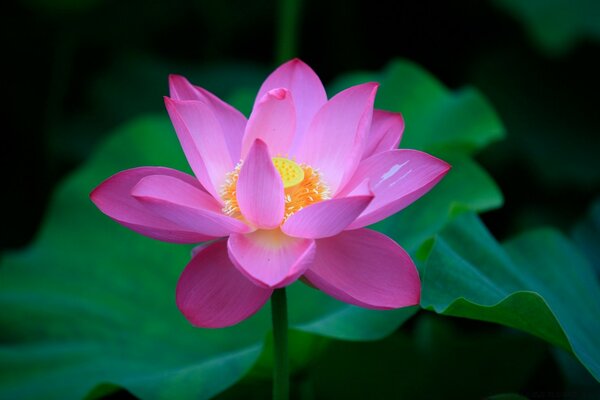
[[493, 0, 600, 55], [572, 198, 600, 276]]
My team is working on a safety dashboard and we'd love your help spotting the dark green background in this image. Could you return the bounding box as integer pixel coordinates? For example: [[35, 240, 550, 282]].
[[2, 0, 599, 399]]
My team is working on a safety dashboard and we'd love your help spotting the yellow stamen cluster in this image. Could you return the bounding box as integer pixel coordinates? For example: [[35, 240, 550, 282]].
[[220, 157, 330, 222]]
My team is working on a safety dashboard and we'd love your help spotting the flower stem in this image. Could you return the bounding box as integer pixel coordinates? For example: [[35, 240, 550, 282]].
[[271, 288, 289, 400], [275, 0, 302, 63]]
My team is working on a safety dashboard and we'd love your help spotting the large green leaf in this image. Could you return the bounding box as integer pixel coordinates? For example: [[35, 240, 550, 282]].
[[307, 314, 545, 399], [421, 212, 600, 381], [213, 315, 545, 399], [0, 116, 416, 399]]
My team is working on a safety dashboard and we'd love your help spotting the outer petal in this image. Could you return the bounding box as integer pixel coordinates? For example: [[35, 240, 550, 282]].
[[255, 59, 327, 149], [362, 110, 404, 159], [294, 83, 378, 195], [90, 167, 215, 243], [165, 97, 235, 201], [131, 175, 250, 236], [237, 139, 285, 229], [344, 149, 451, 229], [241, 88, 296, 158], [304, 229, 420, 309], [169, 75, 246, 161], [282, 195, 373, 239], [177, 240, 273, 328], [228, 229, 316, 289]]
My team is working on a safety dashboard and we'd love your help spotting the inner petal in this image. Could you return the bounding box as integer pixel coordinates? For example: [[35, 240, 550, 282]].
[[221, 157, 330, 223]]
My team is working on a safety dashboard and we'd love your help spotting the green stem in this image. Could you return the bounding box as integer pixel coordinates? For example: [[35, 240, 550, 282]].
[[275, 0, 302, 63], [271, 288, 289, 400]]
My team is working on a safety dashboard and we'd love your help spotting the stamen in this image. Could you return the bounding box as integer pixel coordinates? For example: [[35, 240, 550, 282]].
[[220, 158, 330, 222]]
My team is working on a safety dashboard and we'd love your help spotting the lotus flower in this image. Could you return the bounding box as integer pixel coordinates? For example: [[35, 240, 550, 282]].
[[91, 59, 450, 328]]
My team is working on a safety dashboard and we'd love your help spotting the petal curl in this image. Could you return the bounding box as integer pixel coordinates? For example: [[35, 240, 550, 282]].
[[131, 175, 250, 236], [304, 229, 420, 309], [169, 75, 246, 161], [242, 88, 296, 158], [255, 59, 327, 148], [90, 167, 214, 243], [282, 195, 373, 239], [362, 110, 404, 159], [294, 83, 378, 195], [237, 140, 285, 229], [228, 229, 315, 288], [177, 240, 273, 328], [343, 149, 450, 229]]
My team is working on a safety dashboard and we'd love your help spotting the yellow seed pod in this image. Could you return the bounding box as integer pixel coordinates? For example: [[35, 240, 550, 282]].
[[272, 157, 305, 188]]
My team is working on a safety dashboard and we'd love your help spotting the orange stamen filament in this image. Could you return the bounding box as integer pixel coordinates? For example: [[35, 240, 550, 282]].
[[220, 158, 330, 222]]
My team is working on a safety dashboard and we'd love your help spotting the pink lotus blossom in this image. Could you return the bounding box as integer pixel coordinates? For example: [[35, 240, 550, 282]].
[[91, 59, 450, 328]]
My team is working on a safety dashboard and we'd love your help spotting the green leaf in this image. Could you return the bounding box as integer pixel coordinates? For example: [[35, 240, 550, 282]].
[[289, 284, 418, 341], [0, 115, 417, 399], [421, 212, 600, 381], [308, 314, 545, 399], [492, 0, 600, 55]]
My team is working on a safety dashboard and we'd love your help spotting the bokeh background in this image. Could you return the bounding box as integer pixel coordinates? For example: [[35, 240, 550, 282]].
[[2, 0, 599, 399]]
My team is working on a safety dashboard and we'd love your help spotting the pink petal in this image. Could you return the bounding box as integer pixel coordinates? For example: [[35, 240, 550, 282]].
[[241, 88, 296, 158], [90, 167, 215, 243], [281, 195, 373, 239], [236, 139, 284, 229], [169, 75, 246, 162], [177, 240, 273, 328], [343, 149, 451, 229], [165, 97, 236, 201], [294, 83, 378, 195], [362, 110, 404, 159], [256, 59, 327, 149], [228, 229, 316, 289], [304, 229, 420, 309], [131, 174, 250, 236]]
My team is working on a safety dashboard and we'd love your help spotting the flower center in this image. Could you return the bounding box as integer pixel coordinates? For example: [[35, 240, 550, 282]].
[[221, 157, 330, 221], [272, 157, 304, 188]]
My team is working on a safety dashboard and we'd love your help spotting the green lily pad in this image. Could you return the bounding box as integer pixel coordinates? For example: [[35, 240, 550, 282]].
[[0, 115, 417, 400], [421, 212, 600, 381], [308, 314, 545, 399]]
